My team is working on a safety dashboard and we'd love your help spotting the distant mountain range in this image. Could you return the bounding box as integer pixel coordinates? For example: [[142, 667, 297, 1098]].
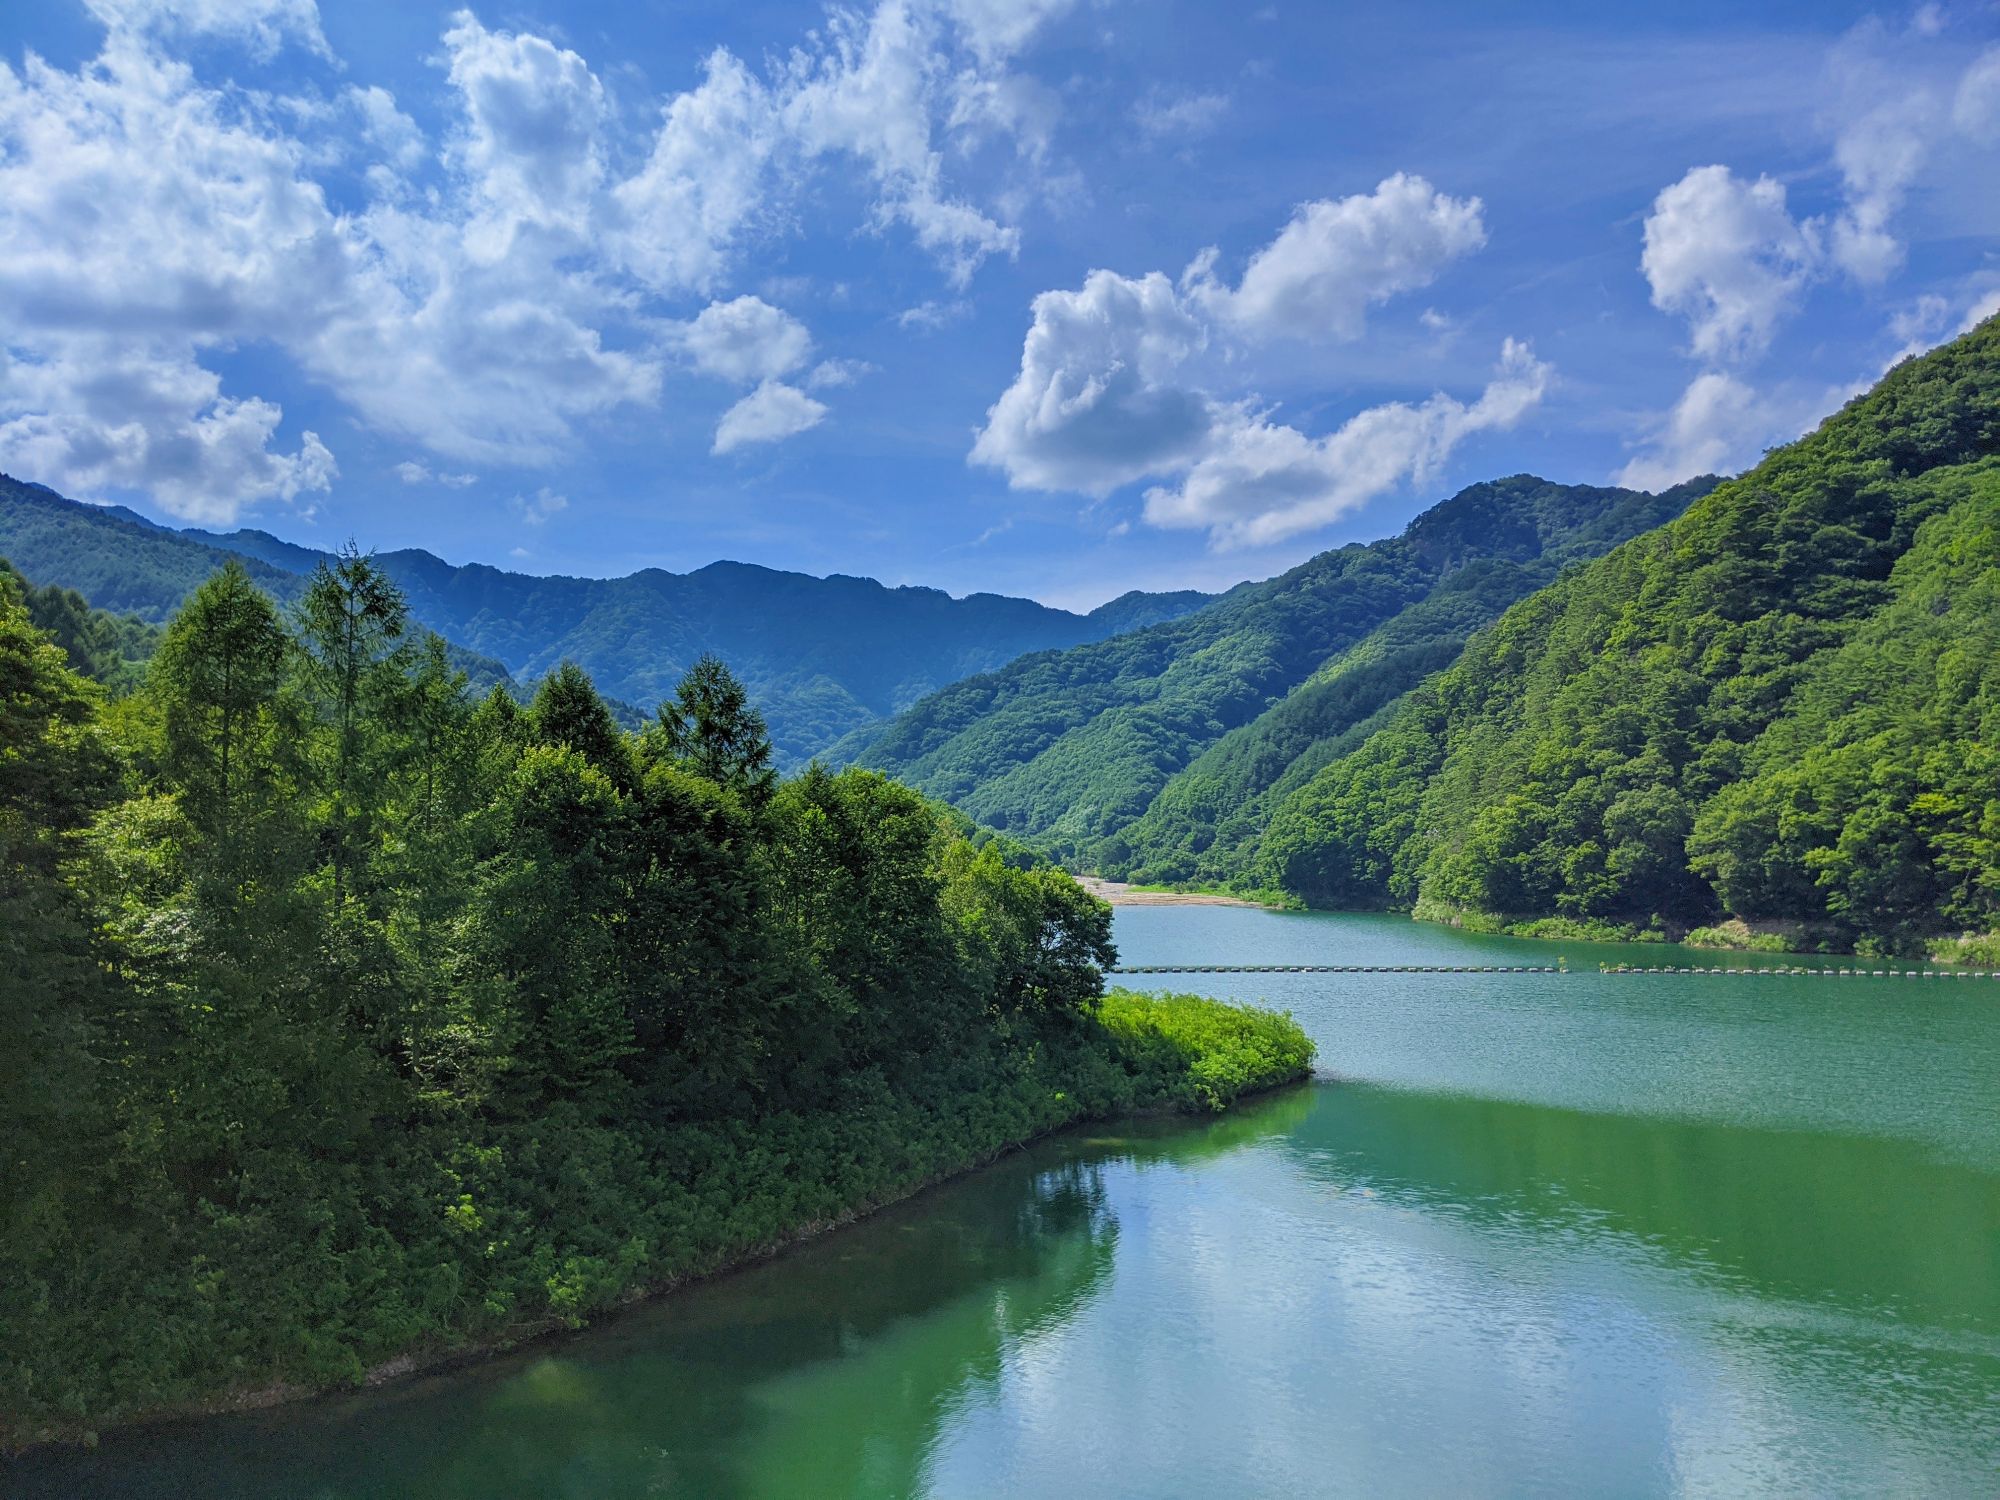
[[0, 476, 1214, 764]]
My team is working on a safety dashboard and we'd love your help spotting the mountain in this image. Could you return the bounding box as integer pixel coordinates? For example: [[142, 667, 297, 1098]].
[[836, 474, 1716, 859], [0, 477, 1215, 764], [1253, 316, 2000, 952]]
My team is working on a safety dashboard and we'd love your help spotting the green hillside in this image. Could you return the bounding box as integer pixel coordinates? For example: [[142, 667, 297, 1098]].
[[840, 475, 1714, 859], [0, 478, 1213, 765], [1257, 316, 2000, 953]]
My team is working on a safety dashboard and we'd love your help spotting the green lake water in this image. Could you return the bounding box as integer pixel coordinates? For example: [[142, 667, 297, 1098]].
[[13, 908, 2000, 1497]]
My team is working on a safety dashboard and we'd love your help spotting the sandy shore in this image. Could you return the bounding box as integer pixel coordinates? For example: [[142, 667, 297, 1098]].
[[1074, 876, 1272, 908]]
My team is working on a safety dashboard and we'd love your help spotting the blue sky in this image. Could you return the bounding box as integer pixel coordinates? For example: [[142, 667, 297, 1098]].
[[2, 1, 1997, 608]]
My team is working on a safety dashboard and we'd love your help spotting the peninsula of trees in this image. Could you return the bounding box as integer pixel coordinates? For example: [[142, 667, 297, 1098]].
[[0, 554, 1309, 1447]]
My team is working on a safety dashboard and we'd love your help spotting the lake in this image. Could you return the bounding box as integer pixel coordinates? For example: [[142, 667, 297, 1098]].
[[13, 907, 2000, 1497]]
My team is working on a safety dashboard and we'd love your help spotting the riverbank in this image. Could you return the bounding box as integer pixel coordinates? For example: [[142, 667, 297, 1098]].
[[4, 989, 1312, 1453], [1074, 877, 1285, 909], [1408, 900, 1997, 964]]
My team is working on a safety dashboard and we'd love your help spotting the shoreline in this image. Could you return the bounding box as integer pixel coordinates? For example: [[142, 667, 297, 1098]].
[[9, 1069, 1312, 1456], [1072, 876, 1278, 909]]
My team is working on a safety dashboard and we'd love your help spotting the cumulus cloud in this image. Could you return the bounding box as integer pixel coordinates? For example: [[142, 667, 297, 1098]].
[[0, 0, 1072, 520], [971, 269, 1211, 495], [441, 12, 608, 247], [713, 382, 827, 455], [1144, 340, 1552, 549], [1639, 27, 2000, 369], [682, 296, 813, 383], [971, 201, 1542, 548], [0, 341, 334, 524], [1640, 166, 1815, 363], [1196, 174, 1486, 342]]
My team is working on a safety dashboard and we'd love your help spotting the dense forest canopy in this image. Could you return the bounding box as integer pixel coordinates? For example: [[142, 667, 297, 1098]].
[[839, 474, 1715, 863], [1247, 318, 2000, 952], [0, 553, 1307, 1446], [0, 477, 1215, 766]]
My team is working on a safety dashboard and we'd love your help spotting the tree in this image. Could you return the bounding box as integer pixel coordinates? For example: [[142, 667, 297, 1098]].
[[649, 654, 776, 808], [530, 662, 632, 791], [146, 561, 288, 867], [294, 545, 413, 908]]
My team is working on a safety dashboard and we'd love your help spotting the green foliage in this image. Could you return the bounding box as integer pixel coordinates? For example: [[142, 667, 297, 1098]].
[[1928, 932, 2000, 966], [1256, 316, 2000, 950], [0, 475, 1212, 766], [0, 570, 1305, 1446], [1091, 990, 1315, 1112], [0, 557, 160, 693], [843, 475, 1713, 868]]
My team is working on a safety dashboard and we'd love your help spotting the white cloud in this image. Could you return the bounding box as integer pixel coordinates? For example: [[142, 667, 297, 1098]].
[[1612, 371, 1828, 491], [681, 296, 813, 383], [0, 340, 333, 525], [712, 381, 827, 454], [1639, 165, 1814, 363], [85, 0, 331, 61], [346, 85, 428, 175], [1143, 340, 1551, 549], [1132, 88, 1229, 140], [441, 12, 608, 250], [1198, 174, 1487, 342], [971, 222, 1542, 549], [396, 460, 475, 486], [943, 0, 1078, 64], [1959, 286, 2000, 335], [1826, 98, 1931, 284], [0, 1, 1067, 520], [778, 0, 1022, 287], [1956, 47, 2000, 145], [807, 357, 876, 389], [610, 48, 778, 295], [897, 298, 971, 331], [511, 486, 568, 524], [971, 269, 1211, 495]]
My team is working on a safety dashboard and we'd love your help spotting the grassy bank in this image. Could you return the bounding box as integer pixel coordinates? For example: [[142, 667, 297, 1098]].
[[4, 989, 1311, 1450]]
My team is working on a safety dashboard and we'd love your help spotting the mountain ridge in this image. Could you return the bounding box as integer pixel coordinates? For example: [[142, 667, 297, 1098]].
[[0, 476, 1217, 764]]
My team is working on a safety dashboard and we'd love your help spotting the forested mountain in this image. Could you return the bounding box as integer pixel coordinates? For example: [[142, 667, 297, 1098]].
[[838, 475, 1715, 858], [1253, 316, 2000, 952], [0, 555, 1307, 1444], [0, 477, 1214, 765], [0, 559, 160, 694]]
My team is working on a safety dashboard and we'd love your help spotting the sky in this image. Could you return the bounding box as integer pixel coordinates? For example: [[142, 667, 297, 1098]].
[[2, 1, 1998, 610]]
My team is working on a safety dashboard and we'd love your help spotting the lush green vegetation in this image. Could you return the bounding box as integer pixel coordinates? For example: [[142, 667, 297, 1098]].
[[840, 476, 1712, 865], [1257, 317, 2000, 953], [0, 557, 161, 693], [0, 555, 1308, 1448], [0, 476, 1213, 767]]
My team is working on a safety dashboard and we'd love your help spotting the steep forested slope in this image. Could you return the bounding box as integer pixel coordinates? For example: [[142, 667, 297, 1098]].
[[1259, 317, 2000, 951], [841, 476, 1712, 859], [0, 477, 1214, 765]]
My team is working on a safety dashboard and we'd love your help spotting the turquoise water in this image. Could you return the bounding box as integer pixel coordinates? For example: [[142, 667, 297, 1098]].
[[12, 908, 2000, 1497]]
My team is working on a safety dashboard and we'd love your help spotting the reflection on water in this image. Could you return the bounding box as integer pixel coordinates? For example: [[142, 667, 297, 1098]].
[[10, 909, 1999, 1499]]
